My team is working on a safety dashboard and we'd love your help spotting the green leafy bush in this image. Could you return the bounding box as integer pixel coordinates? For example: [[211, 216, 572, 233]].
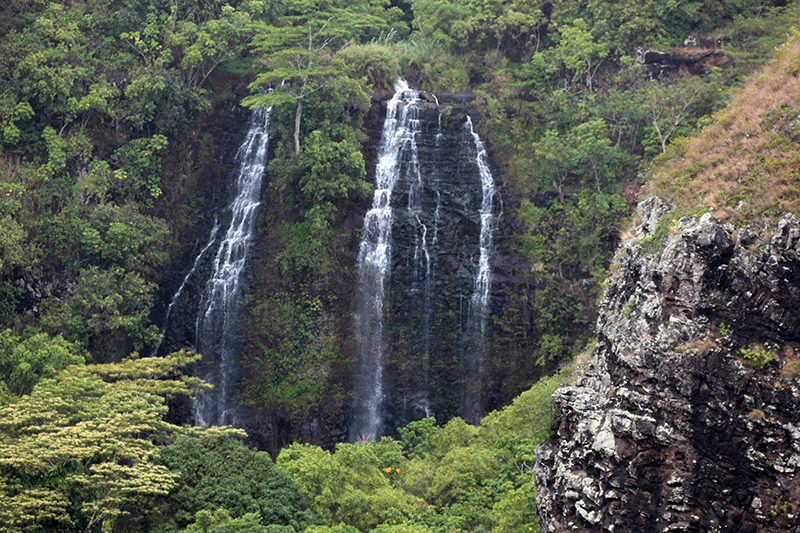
[[147, 433, 320, 533], [741, 345, 772, 368], [338, 43, 401, 90]]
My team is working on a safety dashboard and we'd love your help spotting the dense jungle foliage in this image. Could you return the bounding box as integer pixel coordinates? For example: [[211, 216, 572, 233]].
[[0, 0, 799, 530]]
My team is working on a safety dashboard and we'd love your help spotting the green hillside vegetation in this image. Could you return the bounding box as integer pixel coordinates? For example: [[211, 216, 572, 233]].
[[0, 0, 795, 415], [273, 370, 563, 533], [0, 350, 323, 533], [0, 0, 799, 530], [0, 340, 564, 532]]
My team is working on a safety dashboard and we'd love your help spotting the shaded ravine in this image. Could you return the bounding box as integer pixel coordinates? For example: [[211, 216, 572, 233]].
[[194, 106, 272, 426]]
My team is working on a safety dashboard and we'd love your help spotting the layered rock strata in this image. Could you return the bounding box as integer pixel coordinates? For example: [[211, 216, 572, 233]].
[[536, 197, 800, 532]]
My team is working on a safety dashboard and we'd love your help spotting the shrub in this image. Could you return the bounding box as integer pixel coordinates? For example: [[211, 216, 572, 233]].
[[337, 43, 400, 90], [741, 345, 772, 368]]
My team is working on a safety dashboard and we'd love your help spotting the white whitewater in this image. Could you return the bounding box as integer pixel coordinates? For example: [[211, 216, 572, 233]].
[[195, 106, 271, 426], [466, 116, 496, 331], [352, 79, 423, 441], [461, 115, 497, 423]]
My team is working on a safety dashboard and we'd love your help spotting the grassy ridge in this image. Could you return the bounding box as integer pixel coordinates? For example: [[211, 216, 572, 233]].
[[647, 27, 800, 221]]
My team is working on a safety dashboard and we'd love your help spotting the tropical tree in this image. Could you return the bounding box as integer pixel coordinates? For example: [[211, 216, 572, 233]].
[[179, 509, 270, 533], [0, 329, 83, 400], [40, 266, 161, 360], [245, 0, 395, 153], [0, 351, 211, 533], [147, 432, 320, 533], [277, 442, 417, 531]]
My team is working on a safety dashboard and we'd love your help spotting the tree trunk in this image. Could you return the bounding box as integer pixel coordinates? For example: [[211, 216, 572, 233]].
[[294, 99, 303, 154]]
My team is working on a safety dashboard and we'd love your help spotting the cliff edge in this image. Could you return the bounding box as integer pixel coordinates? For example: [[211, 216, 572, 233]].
[[535, 197, 800, 532]]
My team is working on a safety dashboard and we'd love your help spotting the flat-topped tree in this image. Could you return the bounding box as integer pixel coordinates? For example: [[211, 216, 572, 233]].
[[0, 351, 220, 533], [244, 0, 396, 154]]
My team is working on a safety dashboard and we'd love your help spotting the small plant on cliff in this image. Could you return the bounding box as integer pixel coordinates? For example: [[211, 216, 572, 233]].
[[639, 210, 695, 254], [741, 345, 772, 368], [622, 299, 636, 317]]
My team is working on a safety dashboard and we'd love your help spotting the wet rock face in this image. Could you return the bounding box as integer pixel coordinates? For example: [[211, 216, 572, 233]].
[[371, 92, 503, 430], [536, 198, 800, 532]]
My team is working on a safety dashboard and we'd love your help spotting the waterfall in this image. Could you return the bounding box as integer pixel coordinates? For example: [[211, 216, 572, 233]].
[[150, 216, 220, 358], [194, 106, 271, 426], [467, 116, 496, 330], [460, 115, 497, 424], [351, 79, 423, 441], [351, 82, 500, 436]]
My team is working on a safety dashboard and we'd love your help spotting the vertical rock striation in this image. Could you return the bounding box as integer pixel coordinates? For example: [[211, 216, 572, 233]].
[[536, 197, 800, 532]]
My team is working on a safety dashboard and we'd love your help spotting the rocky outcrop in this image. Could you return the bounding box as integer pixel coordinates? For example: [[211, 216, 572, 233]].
[[535, 197, 800, 532], [636, 47, 729, 77]]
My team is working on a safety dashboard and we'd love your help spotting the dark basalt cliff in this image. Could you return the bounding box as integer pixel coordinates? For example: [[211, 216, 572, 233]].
[[535, 197, 800, 532], [362, 87, 506, 432]]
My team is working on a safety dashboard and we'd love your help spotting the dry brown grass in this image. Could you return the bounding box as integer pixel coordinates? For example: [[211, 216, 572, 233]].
[[780, 344, 800, 379], [646, 33, 800, 222], [676, 333, 719, 353]]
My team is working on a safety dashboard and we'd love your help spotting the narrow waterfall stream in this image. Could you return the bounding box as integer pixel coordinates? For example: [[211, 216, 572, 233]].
[[194, 106, 272, 426], [460, 116, 498, 424], [150, 217, 220, 358], [351, 80, 423, 441], [466, 116, 496, 325]]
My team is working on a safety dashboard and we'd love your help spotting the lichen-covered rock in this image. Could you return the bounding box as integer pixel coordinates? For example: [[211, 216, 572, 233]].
[[535, 198, 800, 532]]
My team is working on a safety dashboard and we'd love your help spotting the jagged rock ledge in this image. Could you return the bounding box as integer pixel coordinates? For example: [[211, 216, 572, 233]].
[[535, 197, 800, 532]]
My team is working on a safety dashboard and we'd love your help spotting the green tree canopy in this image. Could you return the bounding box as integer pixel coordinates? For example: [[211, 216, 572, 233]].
[[0, 351, 210, 533], [0, 329, 83, 400], [245, 0, 399, 153], [145, 432, 320, 533], [40, 266, 161, 361], [277, 442, 417, 531]]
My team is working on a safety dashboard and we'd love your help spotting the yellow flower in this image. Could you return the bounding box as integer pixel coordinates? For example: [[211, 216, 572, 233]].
[[384, 467, 392, 473]]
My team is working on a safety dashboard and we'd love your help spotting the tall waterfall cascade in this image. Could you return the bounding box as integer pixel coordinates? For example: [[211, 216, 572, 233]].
[[352, 80, 423, 441], [194, 106, 272, 426], [460, 116, 498, 424], [352, 80, 499, 440]]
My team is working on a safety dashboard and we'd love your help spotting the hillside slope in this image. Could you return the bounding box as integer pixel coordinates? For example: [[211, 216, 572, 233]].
[[647, 32, 800, 222], [535, 33, 800, 532]]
